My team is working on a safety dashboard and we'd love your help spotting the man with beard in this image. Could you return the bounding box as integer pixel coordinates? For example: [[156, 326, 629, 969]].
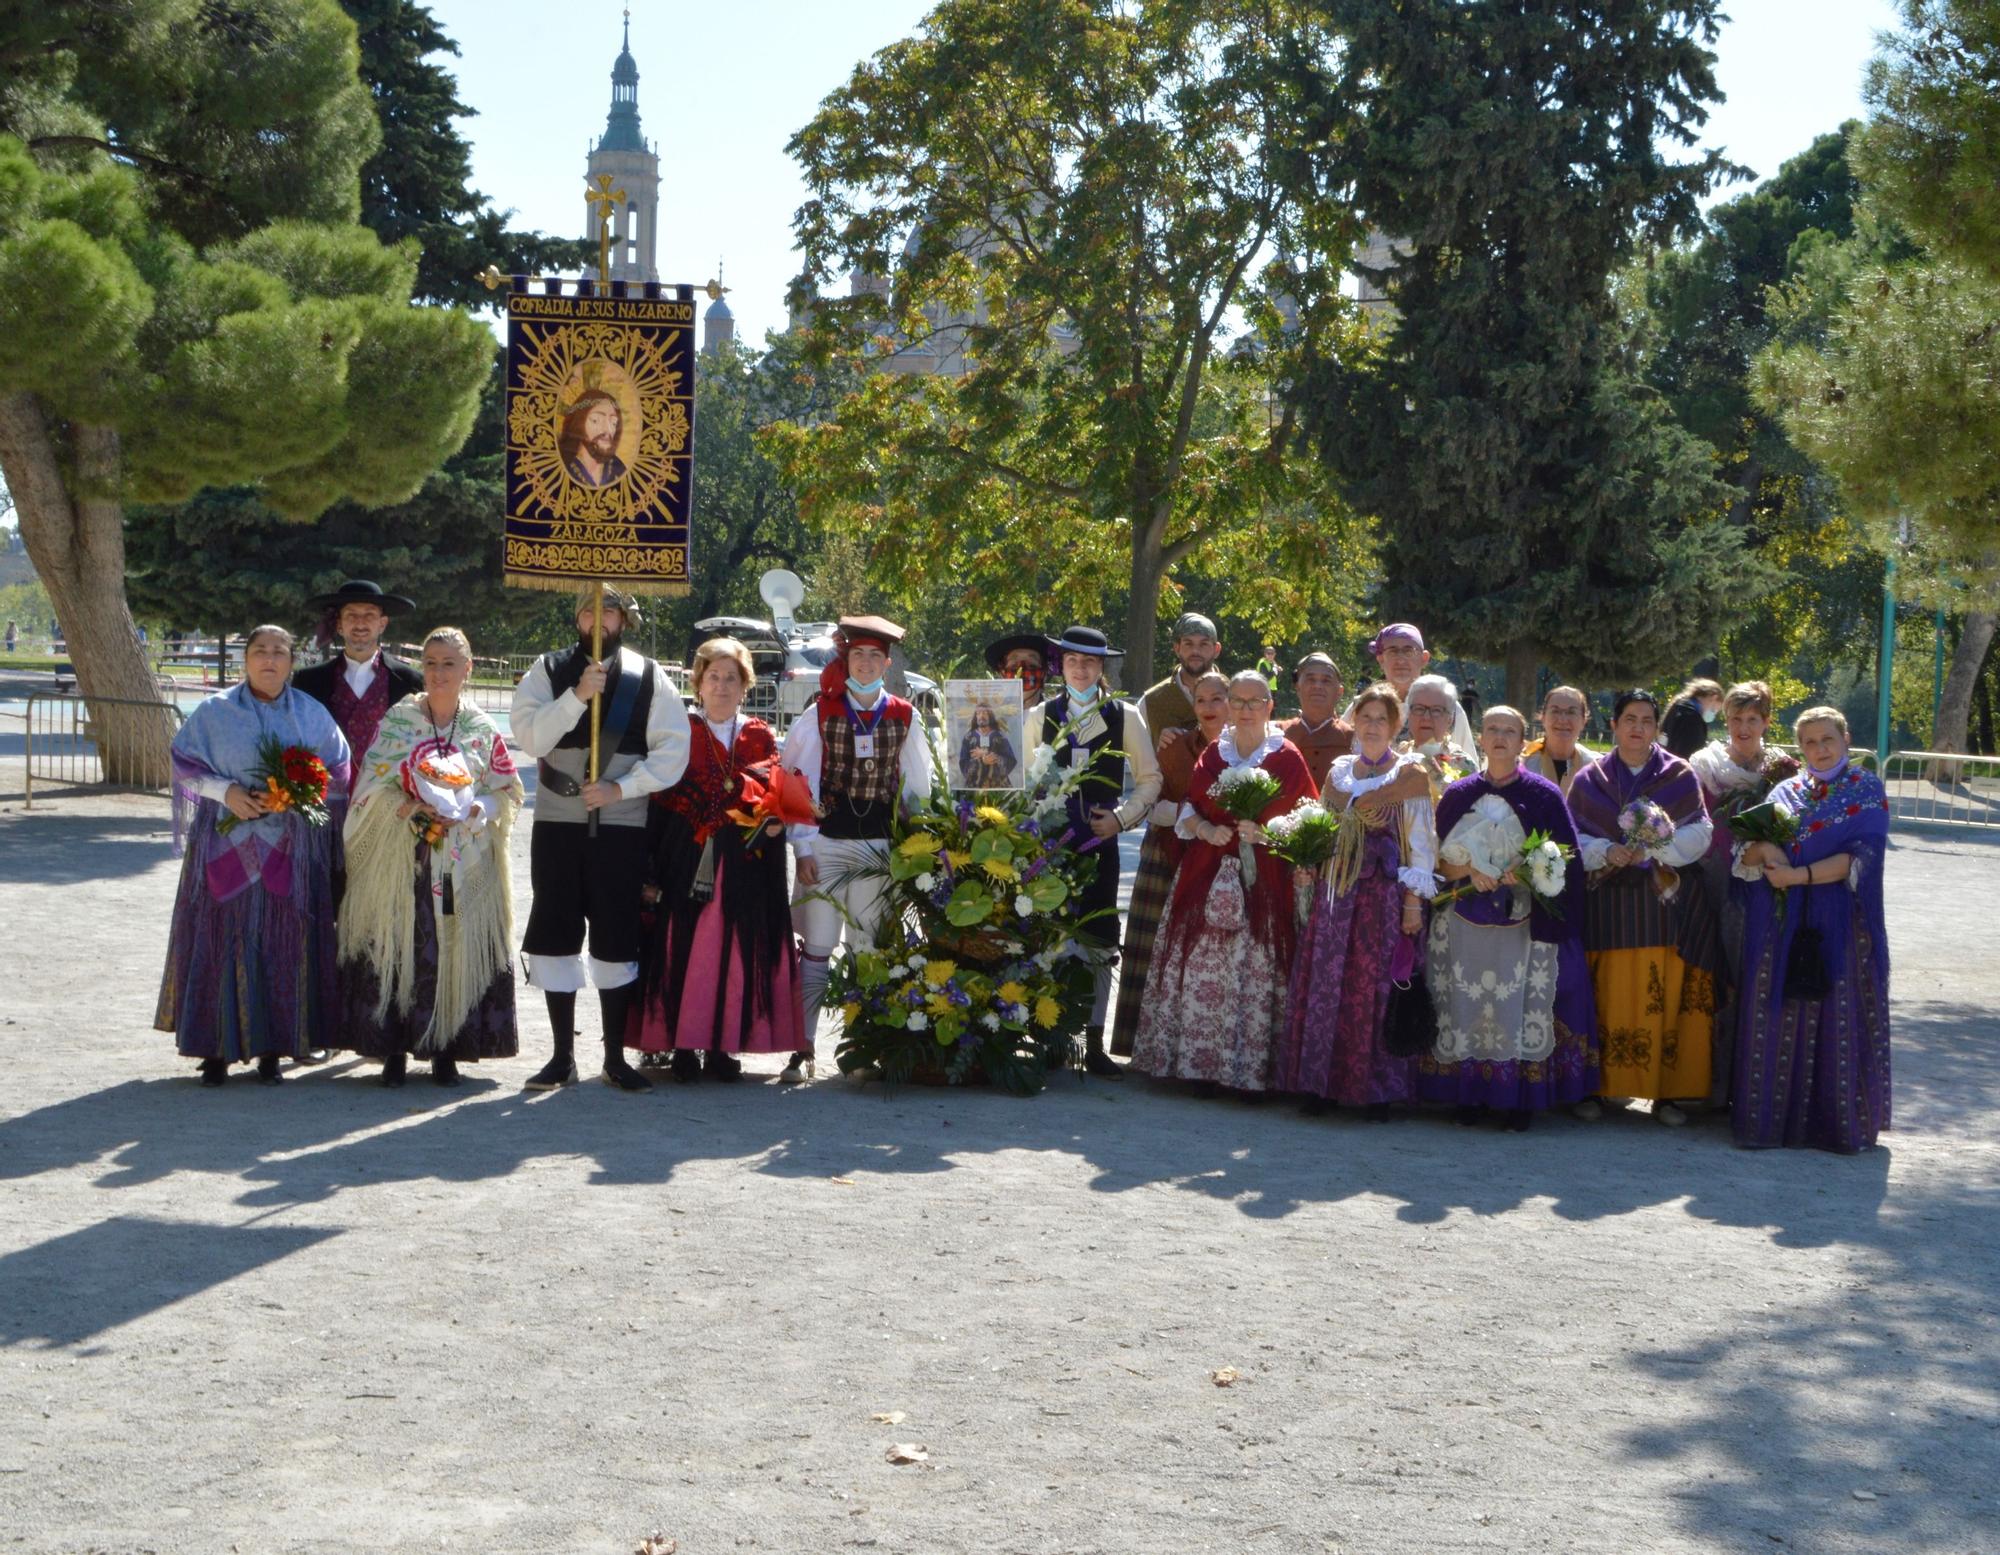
[[1108, 611, 1220, 1057], [292, 579, 423, 789], [1279, 651, 1354, 789], [291, 579, 423, 1065], [509, 585, 690, 1091], [1033, 626, 1162, 1075], [561, 390, 628, 488]]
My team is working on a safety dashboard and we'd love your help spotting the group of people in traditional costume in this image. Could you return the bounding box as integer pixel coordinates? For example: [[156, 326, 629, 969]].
[[156, 583, 1891, 1154]]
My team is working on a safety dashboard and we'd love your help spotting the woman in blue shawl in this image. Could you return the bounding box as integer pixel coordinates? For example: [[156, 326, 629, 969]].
[[155, 625, 350, 1085], [1732, 706, 1891, 1152]]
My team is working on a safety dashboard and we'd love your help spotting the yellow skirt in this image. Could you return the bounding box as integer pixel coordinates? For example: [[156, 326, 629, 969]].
[[1587, 948, 1714, 1101]]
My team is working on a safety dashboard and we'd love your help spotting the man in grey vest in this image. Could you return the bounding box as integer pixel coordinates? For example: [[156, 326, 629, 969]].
[[509, 585, 691, 1091]]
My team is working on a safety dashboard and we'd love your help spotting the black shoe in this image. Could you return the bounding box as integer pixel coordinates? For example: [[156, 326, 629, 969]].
[[198, 1057, 227, 1088], [704, 1049, 743, 1083], [525, 1052, 579, 1090], [1455, 1105, 1484, 1127], [1190, 1080, 1223, 1100], [1504, 1108, 1532, 1133], [1301, 1095, 1333, 1116], [1364, 1102, 1391, 1122], [380, 1053, 408, 1089], [601, 1041, 653, 1093], [430, 1056, 461, 1087], [669, 1049, 701, 1085], [1082, 1026, 1121, 1078], [257, 1054, 284, 1086]]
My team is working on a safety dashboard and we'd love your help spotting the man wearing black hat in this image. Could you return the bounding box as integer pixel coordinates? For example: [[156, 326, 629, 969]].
[[1108, 611, 1221, 1057], [1032, 626, 1162, 1076], [509, 585, 691, 1092], [984, 631, 1050, 708], [782, 614, 936, 1082], [292, 579, 423, 782]]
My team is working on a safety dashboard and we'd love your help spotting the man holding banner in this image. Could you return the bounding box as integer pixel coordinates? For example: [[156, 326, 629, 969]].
[[509, 585, 690, 1092]]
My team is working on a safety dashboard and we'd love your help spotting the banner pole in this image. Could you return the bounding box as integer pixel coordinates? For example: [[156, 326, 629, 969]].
[[588, 584, 604, 839]]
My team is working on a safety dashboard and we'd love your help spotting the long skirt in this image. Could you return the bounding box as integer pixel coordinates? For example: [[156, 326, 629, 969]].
[[1108, 825, 1183, 1057], [1732, 920, 1890, 1152], [1274, 868, 1414, 1104], [1587, 947, 1715, 1101], [155, 840, 337, 1063], [632, 822, 803, 1055], [341, 840, 518, 1062], [1697, 850, 1747, 1106], [1129, 860, 1285, 1091], [1417, 911, 1599, 1111]]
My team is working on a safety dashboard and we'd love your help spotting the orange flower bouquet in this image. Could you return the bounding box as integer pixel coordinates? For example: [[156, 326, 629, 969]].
[[727, 766, 818, 850], [218, 736, 332, 833]]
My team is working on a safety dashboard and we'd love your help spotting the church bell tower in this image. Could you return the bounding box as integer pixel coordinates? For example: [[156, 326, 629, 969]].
[[584, 10, 660, 283]]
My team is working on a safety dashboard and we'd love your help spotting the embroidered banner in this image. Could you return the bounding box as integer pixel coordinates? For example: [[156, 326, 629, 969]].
[[503, 285, 696, 594]]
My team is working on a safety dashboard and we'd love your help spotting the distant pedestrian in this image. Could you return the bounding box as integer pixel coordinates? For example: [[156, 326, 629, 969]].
[[4, 621, 15, 654]]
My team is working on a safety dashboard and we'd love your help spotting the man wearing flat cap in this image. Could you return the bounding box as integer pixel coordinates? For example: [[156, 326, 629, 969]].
[[781, 614, 936, 1083], [292, 579, 423, 788], [508, 584, 691, 1093], [1280, 652, 1355, 790], [1030, 626, 1163, 1075], [1107, 610, 1222, 1057], [1349, 621, 1477, 756]]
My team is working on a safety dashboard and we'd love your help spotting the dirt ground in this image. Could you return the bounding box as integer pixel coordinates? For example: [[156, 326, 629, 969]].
[[0, 729, 1995, 1555]]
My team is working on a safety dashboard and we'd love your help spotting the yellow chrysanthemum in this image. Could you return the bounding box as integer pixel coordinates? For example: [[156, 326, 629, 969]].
[[1033, 995, 1061, 1029], [923, 960, 958, 987], [926, 991, 954, 1016], [997, 981, 1028, 1006], [841, 1001, 862, 1027], [897, 832, 942, 857], [980, 857, 1018, 882], [974, 805, 1011, 826], [945, 849, 972, 870]]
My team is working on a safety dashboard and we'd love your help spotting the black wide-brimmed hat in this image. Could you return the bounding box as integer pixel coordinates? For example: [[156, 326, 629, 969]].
[[984, 631, 1049, 672], [309, 579, 415, 615], [1046, 625, 1123, 660]]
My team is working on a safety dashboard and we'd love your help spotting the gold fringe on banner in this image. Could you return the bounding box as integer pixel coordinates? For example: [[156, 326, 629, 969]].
[[503, 571, 690, 599]]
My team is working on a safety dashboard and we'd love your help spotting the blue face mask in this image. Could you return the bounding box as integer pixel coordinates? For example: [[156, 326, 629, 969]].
[[1702, 704, 1719, 724], [848, 676, 885, 700], [1067, 678, 1102, 703]]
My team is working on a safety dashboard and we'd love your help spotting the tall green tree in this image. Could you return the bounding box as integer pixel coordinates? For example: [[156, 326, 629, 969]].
[[0, 0, 492, 777], [121, 0, 588, 659], [772, 0, 1375, 681], [1282, 0, 1754, 708], [1755, 0, 2000, 753]]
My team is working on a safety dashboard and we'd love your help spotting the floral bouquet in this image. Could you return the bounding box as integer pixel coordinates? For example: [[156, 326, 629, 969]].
[[1435, 800, 1573, 917], [823, 720, 1111, 1093], [1265, 798, 1342, 921], [1614, 797, 1680, 900], [218, 735, 331, 834], [1728, 796, 1801, 924], [726, 765, 817, 851], [1211, 764, 1284, 888], [402, 746, 476, 849]]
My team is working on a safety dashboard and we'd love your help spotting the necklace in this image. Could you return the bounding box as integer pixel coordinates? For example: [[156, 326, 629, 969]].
[[425, 695, 458, 753]]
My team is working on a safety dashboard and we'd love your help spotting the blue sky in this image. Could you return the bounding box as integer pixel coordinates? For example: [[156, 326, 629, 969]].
[[428, 0, 1903, 343]]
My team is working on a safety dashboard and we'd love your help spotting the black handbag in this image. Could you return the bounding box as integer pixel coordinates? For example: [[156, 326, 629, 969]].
[[1783, 879, 1831, 1000], [1382, 932, 1438, 1057]]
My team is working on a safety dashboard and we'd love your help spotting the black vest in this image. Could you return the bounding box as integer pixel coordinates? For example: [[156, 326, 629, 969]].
[[1042, 692, 1128, 806], [541, 645, 656, 757]]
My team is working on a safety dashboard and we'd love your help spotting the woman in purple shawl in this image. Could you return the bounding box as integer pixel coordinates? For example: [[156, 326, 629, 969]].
[[155, 625, 349, 1085], [1566, 690, 1720, 1126], [1420, 706, 1599, 1129], [1731, 707, 1891, 1152]]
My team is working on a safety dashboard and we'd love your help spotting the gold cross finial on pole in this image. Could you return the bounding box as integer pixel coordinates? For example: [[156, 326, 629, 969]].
[[585, 173, 627, 281]]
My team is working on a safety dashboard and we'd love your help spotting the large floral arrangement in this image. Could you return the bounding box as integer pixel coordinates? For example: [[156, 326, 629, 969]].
[[825, 721, 1112, 1093]]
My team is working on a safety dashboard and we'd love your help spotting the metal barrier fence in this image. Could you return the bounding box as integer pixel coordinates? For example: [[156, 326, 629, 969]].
[[1880, 750, 2000, 831], [24, 693, 185, 808]]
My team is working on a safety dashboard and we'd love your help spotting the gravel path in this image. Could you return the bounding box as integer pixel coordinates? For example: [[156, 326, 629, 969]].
[[0, 760, 1994, 1555]]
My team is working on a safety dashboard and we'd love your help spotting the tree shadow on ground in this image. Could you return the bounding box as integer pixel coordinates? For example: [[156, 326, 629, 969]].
[[0, 812, 174, 882], [0, 1215, 339, 1347]]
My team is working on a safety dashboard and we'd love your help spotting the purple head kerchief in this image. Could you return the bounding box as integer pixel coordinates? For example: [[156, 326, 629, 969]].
[[1368, 622, 1424, 657]]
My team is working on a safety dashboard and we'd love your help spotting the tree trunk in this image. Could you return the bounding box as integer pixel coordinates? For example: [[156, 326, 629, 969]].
[[1125, 526, 1166, 693], [0, 393, 172, 786], [1503, 640, 1541, 718], [1933, 608, 1997, 758]]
